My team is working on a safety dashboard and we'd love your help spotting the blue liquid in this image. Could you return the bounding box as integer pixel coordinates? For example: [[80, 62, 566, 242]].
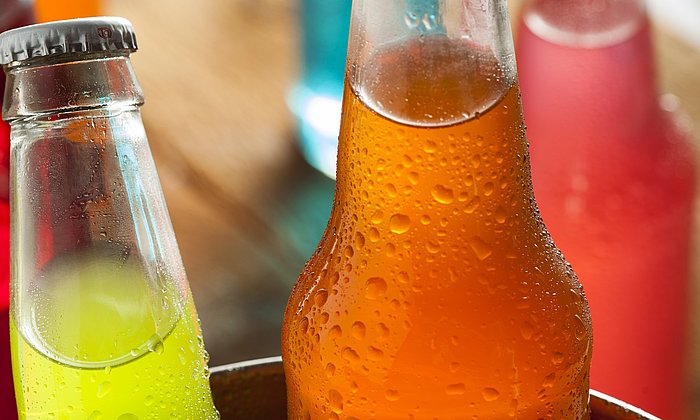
[[289, 0, 352, 179]]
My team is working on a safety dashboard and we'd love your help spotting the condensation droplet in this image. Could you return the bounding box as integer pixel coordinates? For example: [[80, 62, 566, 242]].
[[494, 206, 507, 223], [520, 322, 534, 340], [96, 382, 112, 398], [352, 322, 366, 340], [367, 346, 384, 361], [426, 241, 440, 254], [397, 271, 409, 283], [385, 389, 400, 401], [329, 325, 343, 340], [325, 363, 336, 378], [342, 347, 360, 363], [314, 289, 329, 307], [344, 246, 354, 258], [542, 372, 556, 388], [446, 383, 466, 395], [574, 315, 587, 341], [431, 185, 454, 204], [355, 232, 365, 249], [369, 227, 380, 242], [371, 210, 384, 224], [483, 182, 495, 196], [464, 197, 480, 213], [408, 171, 419, 185], [365, 277, 388, 299], [551, 352, 565, 366], [389, 214, 411, 234], [469, 236, 492, 260], [329, 389, 344, 414], [482, 387, 500, 401]]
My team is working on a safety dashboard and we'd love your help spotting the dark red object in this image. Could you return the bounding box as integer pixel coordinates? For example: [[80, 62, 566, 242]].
[[1, 3, 34, 418]]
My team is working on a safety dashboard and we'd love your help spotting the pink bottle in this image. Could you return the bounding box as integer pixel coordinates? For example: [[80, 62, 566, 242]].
[[1, 1, 33, 418], [516, 1, 696, 419]]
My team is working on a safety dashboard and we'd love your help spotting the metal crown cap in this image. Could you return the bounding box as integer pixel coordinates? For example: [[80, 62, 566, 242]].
[[0, 16, 137, 65]]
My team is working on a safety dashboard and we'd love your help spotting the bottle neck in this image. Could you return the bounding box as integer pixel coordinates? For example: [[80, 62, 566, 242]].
[[3, 52, 144, 121]]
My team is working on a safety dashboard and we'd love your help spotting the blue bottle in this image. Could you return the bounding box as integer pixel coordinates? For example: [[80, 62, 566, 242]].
[[288, 0, 352, 179]]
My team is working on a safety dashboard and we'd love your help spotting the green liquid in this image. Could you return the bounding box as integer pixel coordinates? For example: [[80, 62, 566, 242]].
[[10, 257, 219, 419]]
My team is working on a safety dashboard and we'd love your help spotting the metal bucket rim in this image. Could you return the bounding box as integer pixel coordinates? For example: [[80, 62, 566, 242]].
[[210, 356, 661, 420]]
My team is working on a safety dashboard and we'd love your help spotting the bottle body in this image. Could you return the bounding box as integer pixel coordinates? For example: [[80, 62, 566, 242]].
[[4, 44, 218, 418], [282, 2, 593, 417], [516, 1, 696, 418]]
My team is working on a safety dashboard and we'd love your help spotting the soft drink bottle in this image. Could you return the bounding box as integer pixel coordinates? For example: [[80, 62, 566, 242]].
[[515, 1, 696, 418], [0, 17, 219, 418], [0, 1, 34, 417], [282, 0, 593, 418]]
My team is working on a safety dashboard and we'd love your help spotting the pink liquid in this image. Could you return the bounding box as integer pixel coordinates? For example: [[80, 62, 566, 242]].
[[516, 2, 696, 419]]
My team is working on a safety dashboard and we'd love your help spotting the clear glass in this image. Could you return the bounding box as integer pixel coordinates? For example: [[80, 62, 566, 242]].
[[282, 0, 592, 418], [516, 0, 696, 418], [5, 53, 219, 418]]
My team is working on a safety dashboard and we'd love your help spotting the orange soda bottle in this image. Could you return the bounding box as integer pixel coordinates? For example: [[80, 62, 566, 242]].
[[282, 0, 593, 418]]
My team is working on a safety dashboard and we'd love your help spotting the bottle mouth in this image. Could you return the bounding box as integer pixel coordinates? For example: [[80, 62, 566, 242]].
[[522, 0, 646, 48]]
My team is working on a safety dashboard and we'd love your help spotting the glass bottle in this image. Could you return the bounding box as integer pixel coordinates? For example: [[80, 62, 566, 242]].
[[281, 0, 593, 418], [0, 17, 219, 419], [0, 3, 33, 415], [515, 1, 696, 418]]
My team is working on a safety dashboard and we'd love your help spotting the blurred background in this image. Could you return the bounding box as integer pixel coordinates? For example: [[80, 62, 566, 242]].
[[2, 0, 699, 417]]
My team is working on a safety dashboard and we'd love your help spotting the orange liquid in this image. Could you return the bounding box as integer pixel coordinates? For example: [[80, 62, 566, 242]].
[[282, 38, 592, 419], [34, 0, 100, 23]]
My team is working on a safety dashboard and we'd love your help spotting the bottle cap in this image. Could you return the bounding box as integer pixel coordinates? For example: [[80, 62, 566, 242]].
[[0, 16, 137, 65]]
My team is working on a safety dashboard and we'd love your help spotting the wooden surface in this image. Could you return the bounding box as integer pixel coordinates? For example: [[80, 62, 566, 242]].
[[104, 0, 700, 416]]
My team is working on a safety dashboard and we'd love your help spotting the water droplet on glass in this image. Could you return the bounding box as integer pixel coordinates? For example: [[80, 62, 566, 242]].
[[355, 232, 365, 249], [117, 414, 139, 420], [431, 185, 454, 204], [352, 322, 366, 340], [341, 347, 360, 363], [365, 277, 388, 299], [325, 363, 336, 378], [369, 227, 380, 242], [426, 241, 440, 254], [494, 206, 507, 223], [385, 389, 400, 401], [464, 197, 480, 213], [328, 389, 344, 414], [574, 315, 587, 341], [96, 382, 112, 398], [314, 289, 329, 307], [329, 325, 343, 340], [520, 322, 534, 340], [367, 346, 384, 361], [389, 214, 411, 234], [482, 387, 500, 401], [88, 411, 103, 420], [408, 171, 419, 185], [446, 383, 466, 395], [371, 210, 383, 224], [542, 372, 556, 388], [469, 236, 492, 260]]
